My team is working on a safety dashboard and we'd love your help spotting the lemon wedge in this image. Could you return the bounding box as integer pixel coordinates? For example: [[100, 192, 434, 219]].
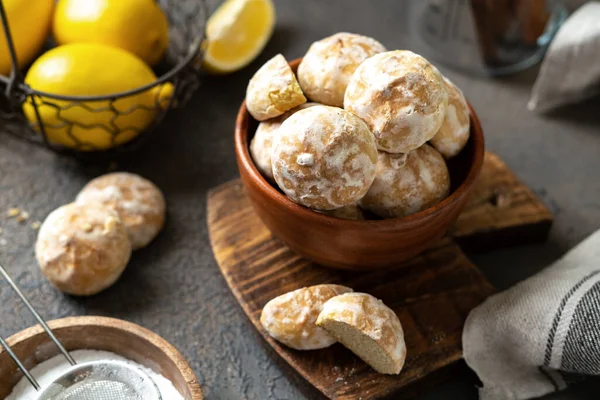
[[204, 0, 275, 74]]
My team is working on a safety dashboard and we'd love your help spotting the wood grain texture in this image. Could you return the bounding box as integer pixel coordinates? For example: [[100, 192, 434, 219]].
[[0, 317, 203, 400], [207, 180, 495, 400], [451, 152, 553, 251]]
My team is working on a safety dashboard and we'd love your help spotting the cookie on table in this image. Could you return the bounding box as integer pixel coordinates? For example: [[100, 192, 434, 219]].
[[76, 172, 166, 250], [246, 54, 306, 121], [317, 292, 406, 375], [250, 103, 321, 182], [344, 50, 448, 154], [359, 144, 450, 218], [35, 202, 132, 296], [297, 32, 386, 107], [430, 77, 470, 159], [271, 105, 378, 210], [261, 284, 353, 350]]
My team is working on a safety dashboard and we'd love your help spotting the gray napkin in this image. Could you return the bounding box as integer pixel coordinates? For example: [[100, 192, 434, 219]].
[[463, 228, 600, 400], [528, 2, 600, 112]]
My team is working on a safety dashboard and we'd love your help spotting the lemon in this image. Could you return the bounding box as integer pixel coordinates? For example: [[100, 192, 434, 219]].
[[0, 0, 54, 75], [53, 0, 169, 66], [204, 0, 275, 74], [24, 43, 173, 151]]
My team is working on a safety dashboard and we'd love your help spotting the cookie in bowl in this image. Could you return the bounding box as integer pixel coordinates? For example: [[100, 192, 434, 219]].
[[250, 102, 321, 182], [359, 144, 450, 218], [235, 50, 485, 269], [344, 50, 448, 154], [246, 54, 307, 121], [319, 204, 366, 220], [271, 105, 378, 210], [297, 32, 386, 107], [430, 77, 471, 159]]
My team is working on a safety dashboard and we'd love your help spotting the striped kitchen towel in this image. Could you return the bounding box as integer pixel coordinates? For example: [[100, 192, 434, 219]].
[[463, 229, 600, 400]]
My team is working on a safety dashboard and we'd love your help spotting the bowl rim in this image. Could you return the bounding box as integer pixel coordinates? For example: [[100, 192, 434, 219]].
[[235, 59, 485, 228], [3, 316, 203, 400]]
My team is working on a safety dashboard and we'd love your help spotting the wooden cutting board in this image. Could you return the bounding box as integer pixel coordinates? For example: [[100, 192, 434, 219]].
[[207, 151, 552, 400]]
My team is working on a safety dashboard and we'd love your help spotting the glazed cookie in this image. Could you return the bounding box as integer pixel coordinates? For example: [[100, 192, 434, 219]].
[[250, 103, 320, 182], [246, 54, 307, 121], [359, 144, 450, 218], [344, 50, 448, 154], [250, 117, 281, 182], [76, 172, 166, 249], [297, 32, 386, 107], [430, 77, 471, 159], [319, 204, 365, 220], [35, 202, 132, 296], [316, 292, 406, 375], [261, 284, 353, 350], [272, 105, 378, 210]]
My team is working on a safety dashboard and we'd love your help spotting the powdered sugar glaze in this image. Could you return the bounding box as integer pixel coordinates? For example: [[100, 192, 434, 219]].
[[271, 106, 378, 210], [344, 50, 448, 154]]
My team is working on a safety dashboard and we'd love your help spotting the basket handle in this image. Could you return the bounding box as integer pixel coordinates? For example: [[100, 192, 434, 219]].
[[0, 0, 23, 101]]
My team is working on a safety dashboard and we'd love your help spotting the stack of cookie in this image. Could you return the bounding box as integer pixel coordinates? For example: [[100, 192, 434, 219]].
[[248, 33, 471, 220], [35, 173, 166, 296]]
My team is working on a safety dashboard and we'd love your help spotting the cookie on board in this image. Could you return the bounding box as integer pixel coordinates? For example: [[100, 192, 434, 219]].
[[317, 292, 406, 375], [261, 284, 353, 350]]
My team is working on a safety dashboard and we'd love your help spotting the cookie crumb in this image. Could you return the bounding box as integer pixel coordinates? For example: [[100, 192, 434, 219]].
[[7, 208, 20, 217], [31, 221, 41, 230], [16, 211, 29, 223]]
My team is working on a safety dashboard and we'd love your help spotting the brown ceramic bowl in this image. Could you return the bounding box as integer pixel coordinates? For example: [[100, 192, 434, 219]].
[[235, 58, 485, 270], [0, 316, 203, 399]]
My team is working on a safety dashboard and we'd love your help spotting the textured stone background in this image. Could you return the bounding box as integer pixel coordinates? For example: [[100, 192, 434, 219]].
[[1, 1, 599, 399]]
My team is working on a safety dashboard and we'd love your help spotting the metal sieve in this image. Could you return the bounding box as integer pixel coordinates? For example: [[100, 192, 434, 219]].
[[0, 264, 162, 400]]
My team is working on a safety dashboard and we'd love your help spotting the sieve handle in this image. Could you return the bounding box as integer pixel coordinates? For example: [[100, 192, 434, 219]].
[[0, 334, 40, 390], [0, 264, 76, 367]]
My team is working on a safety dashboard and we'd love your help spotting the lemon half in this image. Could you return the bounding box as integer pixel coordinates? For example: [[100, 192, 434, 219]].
[[204, 0, 275, 74]]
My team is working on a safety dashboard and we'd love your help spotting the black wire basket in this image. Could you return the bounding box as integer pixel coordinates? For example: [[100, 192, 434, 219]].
[[0, 0, 207, 157]]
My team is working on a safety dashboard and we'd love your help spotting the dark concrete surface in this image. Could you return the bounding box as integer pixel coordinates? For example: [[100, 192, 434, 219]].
[[1, 1, 599, 399]]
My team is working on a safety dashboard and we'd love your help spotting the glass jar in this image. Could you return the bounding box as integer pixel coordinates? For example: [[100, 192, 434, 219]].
[[409, 0, 568, 76]]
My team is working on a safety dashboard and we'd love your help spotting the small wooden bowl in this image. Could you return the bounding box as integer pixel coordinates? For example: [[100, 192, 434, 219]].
[[235, 58, 485, 270], [0, 316, 203, 399]]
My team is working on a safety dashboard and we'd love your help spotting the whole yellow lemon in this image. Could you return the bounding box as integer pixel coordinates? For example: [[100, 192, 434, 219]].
[[0, 0, 54, 75], [24, 43, 173, 151], [53, 0, 169, 66]]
